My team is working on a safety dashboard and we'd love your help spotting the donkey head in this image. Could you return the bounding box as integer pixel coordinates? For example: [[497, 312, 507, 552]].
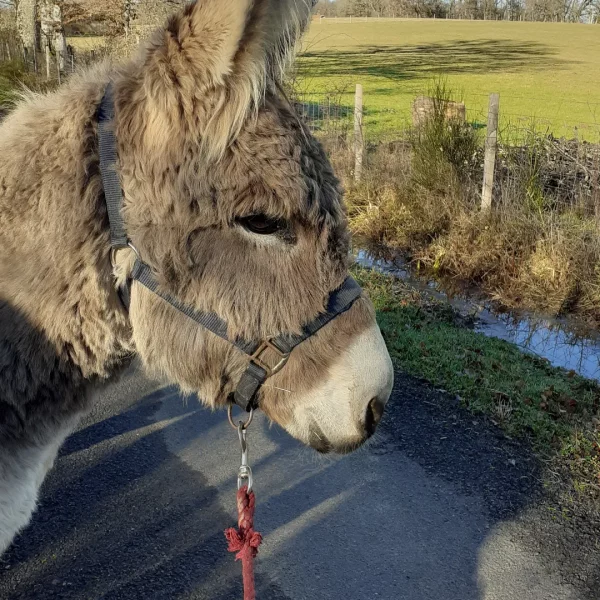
[[112, 0, 393, 453]]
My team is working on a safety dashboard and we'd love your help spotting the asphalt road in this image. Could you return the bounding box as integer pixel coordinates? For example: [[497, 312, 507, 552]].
[[0, 363, 587, 599]]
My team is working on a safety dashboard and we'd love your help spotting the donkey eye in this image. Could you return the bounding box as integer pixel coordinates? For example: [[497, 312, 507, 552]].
[[239, 214, 285, 235]]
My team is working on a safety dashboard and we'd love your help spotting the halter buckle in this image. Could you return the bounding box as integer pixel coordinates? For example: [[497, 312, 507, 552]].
[[250, 339, 290, 378]]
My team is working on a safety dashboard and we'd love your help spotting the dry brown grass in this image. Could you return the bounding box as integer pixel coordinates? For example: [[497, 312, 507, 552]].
[[334, 140, 464, 251], [328, 134, 600, 323]]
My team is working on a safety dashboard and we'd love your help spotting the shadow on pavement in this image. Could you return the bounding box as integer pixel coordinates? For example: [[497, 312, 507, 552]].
[[0, 371, 544, 600]]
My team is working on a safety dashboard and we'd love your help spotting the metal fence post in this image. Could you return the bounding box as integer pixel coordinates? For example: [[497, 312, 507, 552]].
[[481, 93, 500, 212], [354, 84, 364, 183]]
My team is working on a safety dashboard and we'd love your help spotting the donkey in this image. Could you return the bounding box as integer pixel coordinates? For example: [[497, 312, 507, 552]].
[[0, 0, 393, 556]]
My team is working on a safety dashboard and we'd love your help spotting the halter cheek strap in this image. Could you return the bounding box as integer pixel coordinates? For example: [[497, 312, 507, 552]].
[[97, 83, 363, 412]]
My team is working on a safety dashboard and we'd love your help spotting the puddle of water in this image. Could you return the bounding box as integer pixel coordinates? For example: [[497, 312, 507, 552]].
[[355, 247, 600, 383]]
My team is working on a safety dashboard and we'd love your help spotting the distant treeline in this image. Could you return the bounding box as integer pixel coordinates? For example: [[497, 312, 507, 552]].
[[315, 0, 599, 23]]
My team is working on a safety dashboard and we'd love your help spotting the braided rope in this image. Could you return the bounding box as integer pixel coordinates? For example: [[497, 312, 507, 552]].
[[225, 486, 263, 600]]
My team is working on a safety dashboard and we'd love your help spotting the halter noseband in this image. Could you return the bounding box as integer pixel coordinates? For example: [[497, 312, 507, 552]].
[[97, 84, 363, 412]]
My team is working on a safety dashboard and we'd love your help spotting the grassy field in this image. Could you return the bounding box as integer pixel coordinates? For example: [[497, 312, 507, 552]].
[[67, 36, 106, 52], [298, 20, 600, 141]]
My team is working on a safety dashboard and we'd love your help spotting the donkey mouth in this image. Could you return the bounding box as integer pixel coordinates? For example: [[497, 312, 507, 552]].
[[308, 425, 333, 454], [307, 422, 365, 455]]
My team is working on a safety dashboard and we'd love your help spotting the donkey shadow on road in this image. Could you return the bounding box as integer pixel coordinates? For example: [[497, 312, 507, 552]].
[[0, 375, 544, 600]]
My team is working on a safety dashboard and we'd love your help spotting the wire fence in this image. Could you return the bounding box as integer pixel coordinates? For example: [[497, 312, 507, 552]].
[[293, 87, 600, 217], [0, 23, 115, 88], [0, 41, 105, 85], [293, 94, 356, 149], [297, 94, 599, 142]]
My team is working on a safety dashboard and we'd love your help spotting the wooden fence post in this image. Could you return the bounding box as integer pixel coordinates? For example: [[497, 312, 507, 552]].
[[56, 50, 61, 85], [45, 43, 51, 80], [354, 84, 364, 183], [481, 93, 500, 212]]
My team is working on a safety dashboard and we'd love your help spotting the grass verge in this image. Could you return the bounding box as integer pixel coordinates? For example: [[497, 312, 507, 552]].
[[352, 263, 600, 502]]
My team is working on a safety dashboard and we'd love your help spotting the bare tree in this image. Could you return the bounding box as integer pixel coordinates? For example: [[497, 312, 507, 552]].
[[563, 0, 598, 20], [58, 0, 125, 33]]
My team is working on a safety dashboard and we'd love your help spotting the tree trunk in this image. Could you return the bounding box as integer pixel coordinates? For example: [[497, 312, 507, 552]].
[[124, 0, 133, 37], [16, 0, 37, 54], [52, 4, 67, 70], [40, 1, 66, 72], [40, 0, 52, 72]]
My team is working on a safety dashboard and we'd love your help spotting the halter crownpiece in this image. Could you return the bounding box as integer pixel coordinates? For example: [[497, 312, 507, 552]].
[[97, 83, 363, 412]]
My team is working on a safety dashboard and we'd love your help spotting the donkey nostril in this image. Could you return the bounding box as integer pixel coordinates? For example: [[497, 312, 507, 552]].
[[364, 397, 385, 438]]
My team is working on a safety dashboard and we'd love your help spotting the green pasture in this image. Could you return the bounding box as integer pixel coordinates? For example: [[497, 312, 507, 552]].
[[297, 20, 600, 141]]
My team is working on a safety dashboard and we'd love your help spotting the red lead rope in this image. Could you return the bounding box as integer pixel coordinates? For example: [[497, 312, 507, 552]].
[[225, 485, 263, 600]]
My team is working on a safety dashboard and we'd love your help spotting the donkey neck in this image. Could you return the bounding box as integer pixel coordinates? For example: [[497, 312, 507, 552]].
[[0, 74, 135, 383]]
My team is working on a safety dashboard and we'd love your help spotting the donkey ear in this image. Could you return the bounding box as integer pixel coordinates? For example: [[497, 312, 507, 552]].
[[149, 0, 314, 90], [144, 0, 315, 157], [147, 0, 255, 90]]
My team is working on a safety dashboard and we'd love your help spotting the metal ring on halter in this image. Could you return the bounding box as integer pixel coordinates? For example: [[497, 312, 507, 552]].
[[228, 404, 254, 430], [110, 242, 140, 268]]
